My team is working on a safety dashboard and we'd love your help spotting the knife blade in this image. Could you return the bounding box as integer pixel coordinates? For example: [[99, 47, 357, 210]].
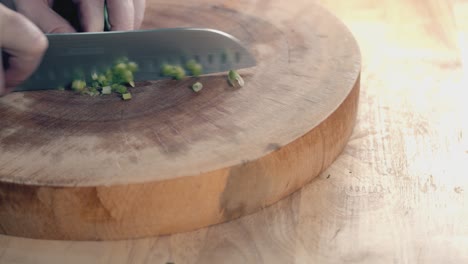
[[13, 28, 256, 91]]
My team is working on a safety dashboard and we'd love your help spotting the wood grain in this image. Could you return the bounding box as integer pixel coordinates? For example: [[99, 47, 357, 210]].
[[0, 0, 466, 262], [0, 0, 360, 240]]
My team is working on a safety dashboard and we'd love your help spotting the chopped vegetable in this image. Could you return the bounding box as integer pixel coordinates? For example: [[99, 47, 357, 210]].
[[114, 62, 127, 71], [71, 80, 87, 92], [97, 74, 108, 86], [67, 59, 139, 98], [161, 64, 186, 80], [112, 84, 128, 94], [112, 62, 134, 85], [127, 62, 138, 72], [105, 69, 114, 84], [122, 93, 132, 100], [162, 64, 175, 76], [90, 81, 100, 88], [173, 66, 186, 80], [186, 60, 203, 77], [101, 86, 112, 95], [65, 58, 248, 100], [192, 82, 203, 92], [228, 70, 245, 87], [86, 87, 100, 96]]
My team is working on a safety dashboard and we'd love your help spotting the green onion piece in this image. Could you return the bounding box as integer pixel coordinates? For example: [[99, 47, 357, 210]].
[[112, 63, 134, 84], [57, 86, 65, 91], [173, 66, 186, 80], [161, 64, 175, 77], [68, 59, 139, 97], [90, 81, 100, 88], [228, 70, 245, 87], [97, 74, 108, 86], [114, 63, 127, 72], [161, 64, 186, 80], [192, 82, 203, 92], [191, 65, 203, 77], [122, 70, 133, 83], [186, 60, 197, 69], [122, 93, 132, 100], [101, 86, 112, 95], [127, 62, 138, 73], [112, 84, 128, 94], [71, 80, 87, 92], [117, 86, 128, 94], [105, 69, 114, 83], [86, 87, 100, 96], [186, 60, 203, 77]]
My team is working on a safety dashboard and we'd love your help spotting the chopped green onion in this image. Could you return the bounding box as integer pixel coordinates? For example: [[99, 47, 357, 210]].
[[122, 70, 133, 83], [186, 60, 203, 77], [114, 62, 127, 72], [173, 66, 186, 80], [86, 87, 100, 96], [101, 86, 112, 95], [122, 93, 132, 100], [228, 70, 245, 87], [192, 82, 203, 92], [162, 64, 175, 76], [161, 64, 186, 80], [186, 60, 197, 68], [67, 58, 139, 99], [112, 84, 128, 94], [71, 80, 87, 92], [127, 62, 138, 73], [91, 81, 100, 88], [97, 74, 108, 86]]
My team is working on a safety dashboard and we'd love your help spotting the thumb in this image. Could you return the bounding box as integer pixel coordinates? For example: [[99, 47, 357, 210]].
[[14, 0, 76, 33]]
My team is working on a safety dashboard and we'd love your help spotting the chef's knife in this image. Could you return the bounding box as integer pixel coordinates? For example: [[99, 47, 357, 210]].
[[12, 28, 256, 91]]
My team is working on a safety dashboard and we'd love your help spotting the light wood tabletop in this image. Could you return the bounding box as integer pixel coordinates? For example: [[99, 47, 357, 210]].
[[0, 0, 466, 263]]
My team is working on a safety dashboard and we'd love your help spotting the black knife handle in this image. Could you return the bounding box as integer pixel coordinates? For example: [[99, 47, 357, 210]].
[[2, 51, 10, 71], [52, 1, 82, 32]]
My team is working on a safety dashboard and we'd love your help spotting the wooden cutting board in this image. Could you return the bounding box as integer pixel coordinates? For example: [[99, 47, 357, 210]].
[[0, 0, 360, 240]]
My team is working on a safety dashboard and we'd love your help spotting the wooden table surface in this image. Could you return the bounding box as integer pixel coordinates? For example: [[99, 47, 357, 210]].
[[0, 0, 467, 263]]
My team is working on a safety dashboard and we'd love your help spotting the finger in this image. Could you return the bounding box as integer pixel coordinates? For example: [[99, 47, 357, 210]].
[[73, 0, 105, 32], [106, 0, 134, 31], [0, 5, 48, 94], [133, 0, 146, 29], [15, 0, 76, 33]]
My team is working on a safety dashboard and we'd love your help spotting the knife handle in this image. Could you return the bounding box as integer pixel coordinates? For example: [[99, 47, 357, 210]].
[[53, 1, 110, 32], [2, 51, 10, 71], [52, 1, 82, 31], [104, 1, 111, 31]]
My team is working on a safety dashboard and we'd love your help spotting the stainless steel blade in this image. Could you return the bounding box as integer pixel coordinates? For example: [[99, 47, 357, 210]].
[[14, 28, 256, 91]]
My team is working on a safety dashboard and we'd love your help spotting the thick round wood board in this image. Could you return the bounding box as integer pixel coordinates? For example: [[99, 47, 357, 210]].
[[0, 0, 360, 240]]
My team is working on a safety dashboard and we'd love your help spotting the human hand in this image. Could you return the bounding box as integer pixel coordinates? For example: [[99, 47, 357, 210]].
[[14, 0, 146, 33], [0, 3, 48, 95]]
